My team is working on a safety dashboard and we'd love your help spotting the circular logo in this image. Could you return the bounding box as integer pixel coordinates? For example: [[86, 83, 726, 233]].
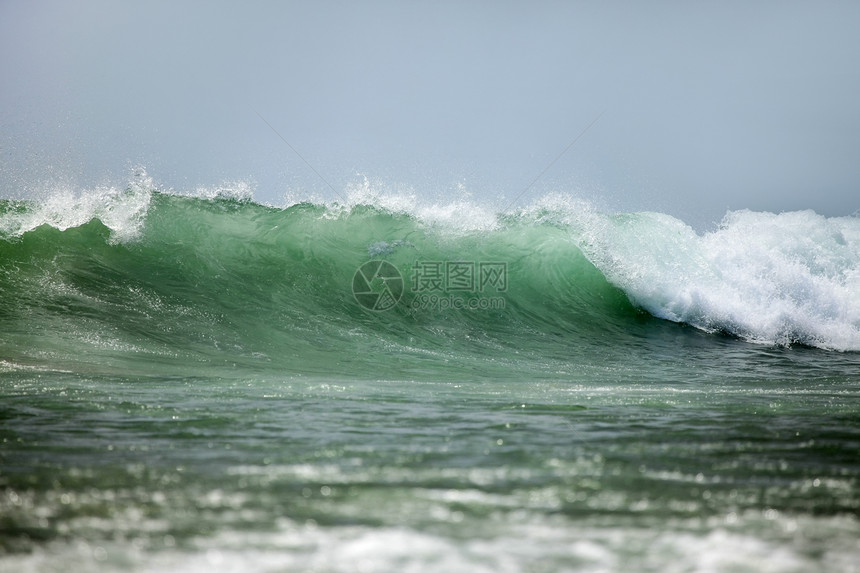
[[352, 260, 404, 311]]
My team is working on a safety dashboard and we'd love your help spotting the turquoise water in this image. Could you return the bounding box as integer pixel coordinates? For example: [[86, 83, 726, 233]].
[[1, 183, 858, 572]]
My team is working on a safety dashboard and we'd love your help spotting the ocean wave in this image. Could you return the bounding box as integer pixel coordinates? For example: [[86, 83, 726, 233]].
[[1, 179, 858, 356]]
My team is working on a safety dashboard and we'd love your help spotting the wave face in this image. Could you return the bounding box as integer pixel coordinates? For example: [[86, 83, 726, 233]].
[[1, 182, 858, 380]]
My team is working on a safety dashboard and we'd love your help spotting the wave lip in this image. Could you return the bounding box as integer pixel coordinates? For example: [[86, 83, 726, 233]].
[[583, 208, 860, 351]]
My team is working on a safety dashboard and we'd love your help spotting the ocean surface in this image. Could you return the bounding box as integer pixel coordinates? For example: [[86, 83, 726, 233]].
[[1, 177, 858, 572]]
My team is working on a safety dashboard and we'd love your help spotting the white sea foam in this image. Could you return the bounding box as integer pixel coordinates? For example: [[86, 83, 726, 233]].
[[579, 207, 860, 350], [5, 513, 857, 573]]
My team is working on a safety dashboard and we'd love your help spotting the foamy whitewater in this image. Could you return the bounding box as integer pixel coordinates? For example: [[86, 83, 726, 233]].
[[1, 174, 858, 572]]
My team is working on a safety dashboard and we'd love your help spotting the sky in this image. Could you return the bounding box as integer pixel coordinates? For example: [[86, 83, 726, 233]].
[[1, 0, 859, 229]]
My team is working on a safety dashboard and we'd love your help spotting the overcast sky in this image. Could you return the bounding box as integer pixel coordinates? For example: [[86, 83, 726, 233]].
[[1, 0, 858, 228]]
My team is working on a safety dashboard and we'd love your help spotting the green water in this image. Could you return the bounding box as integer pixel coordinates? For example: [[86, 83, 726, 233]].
[[1, 190, 859, 571], [2, 366, 858, 572]]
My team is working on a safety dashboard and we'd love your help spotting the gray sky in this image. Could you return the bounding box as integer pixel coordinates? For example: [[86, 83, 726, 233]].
[[2, 0, 859, 228]]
